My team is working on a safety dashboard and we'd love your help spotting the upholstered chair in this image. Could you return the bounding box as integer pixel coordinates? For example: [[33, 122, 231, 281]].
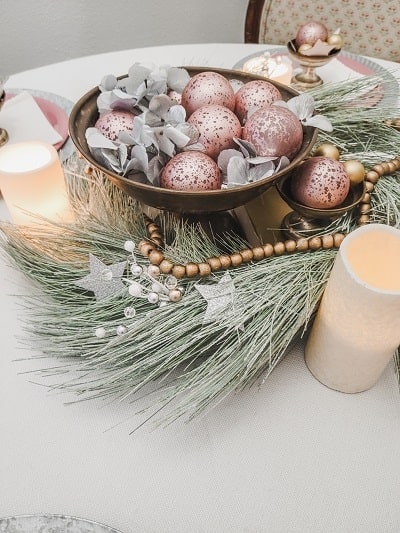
[[245, 0, 400, 62]]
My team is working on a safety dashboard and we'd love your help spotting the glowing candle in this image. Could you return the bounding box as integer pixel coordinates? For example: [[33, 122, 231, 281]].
[[0, 141, 74, 224], [305, 223, 400, 393], [242, 54, 293, 86]]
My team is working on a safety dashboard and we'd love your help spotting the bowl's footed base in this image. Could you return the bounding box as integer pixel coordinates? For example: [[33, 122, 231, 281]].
[[158, 210, 247, 250], [281, 211, 333, 239], [292, 72, 323, 89]]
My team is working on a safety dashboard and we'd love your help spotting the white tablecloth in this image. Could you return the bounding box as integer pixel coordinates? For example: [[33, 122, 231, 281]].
[[2, 43, 400, 533]]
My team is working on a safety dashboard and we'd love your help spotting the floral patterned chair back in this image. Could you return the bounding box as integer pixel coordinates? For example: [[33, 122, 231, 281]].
[[245, 0, 400, 62]]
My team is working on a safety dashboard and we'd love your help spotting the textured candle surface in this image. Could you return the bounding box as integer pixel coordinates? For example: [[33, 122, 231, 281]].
[[0, 141, 74, 224], [305, 224, 400, 393]]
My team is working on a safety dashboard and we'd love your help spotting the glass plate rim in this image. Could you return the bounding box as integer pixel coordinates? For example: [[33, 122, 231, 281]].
[[0, 513, 123, 533]]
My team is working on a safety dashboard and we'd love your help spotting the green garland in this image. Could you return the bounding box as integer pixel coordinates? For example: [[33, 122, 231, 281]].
[[1, 72, 400, 431]]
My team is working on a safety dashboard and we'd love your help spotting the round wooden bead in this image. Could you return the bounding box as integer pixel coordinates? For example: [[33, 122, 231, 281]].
[[357, 214, 370, 225], [284, 240, 297, 253], [263, 243, 274, 257], [365, 181, 375, 193], [387, 161, 398, 173], [159, 259, 174, 274], [296, 238, 309, 252], [359, 203, 371, 215], [207, 257, 222, 271], [147, 223, 159, 233], [138, 240, 154, 257], [150, 231, 163, 241], [151, 238, 163, 248], [273, 242, 285, 255], [366, 170, 379, 183], [219, 255, 232, 269], [240, 249, 254, 262], [309, 236, 322, 250], [148, 249, 164, 265], [321, 234, 334, 249], [185, 262, 199, 277], [252, 246, 265, 261], [372, 164, 384, 176], [198, 262, 212, 277], [230, 253, 243, 267], [380, 162, 390, 174], [361, 192, 371, 203], [172, 264, 186, 279], [333, 233, 345, 247]]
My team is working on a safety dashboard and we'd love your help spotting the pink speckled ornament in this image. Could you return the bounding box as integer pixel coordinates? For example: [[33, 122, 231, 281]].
[[181, 71, 235, 118], [290, 156, 350, 209], [160, 151, 222, 191], [295, 21, 329, 48], [242, 105, 303, 160], [95, 110, 135, 141], [188, 104, 242, 160], [234, 80, 282, 124]]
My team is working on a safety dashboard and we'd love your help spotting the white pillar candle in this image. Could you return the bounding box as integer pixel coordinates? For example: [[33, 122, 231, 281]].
[[305, 223, 400, 393], [0, 141, 74, 225], [242, 55, 293, 86]]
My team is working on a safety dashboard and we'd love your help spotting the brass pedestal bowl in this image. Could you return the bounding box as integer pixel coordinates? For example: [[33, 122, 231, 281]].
[[276, 172, 365, 239], [287, 40, 341, 89], [69, 67, 318, 221]]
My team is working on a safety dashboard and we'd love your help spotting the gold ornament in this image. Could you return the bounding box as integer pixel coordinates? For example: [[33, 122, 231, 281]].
[[343, 159, 365, 185], [298, 43, 313, 54], [327, 34, 343, 49], [313, 143, 340, 160]]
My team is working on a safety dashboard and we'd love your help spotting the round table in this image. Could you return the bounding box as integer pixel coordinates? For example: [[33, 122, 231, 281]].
[[1, 43, 400, 533]]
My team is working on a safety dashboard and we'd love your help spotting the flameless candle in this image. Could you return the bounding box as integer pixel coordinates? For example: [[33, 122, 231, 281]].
[[0, 141, 74, 225], [305, 223, 400, 393], [242, 54, 293, 86]]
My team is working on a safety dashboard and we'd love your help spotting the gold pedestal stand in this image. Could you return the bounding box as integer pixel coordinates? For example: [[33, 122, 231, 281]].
[[287, 40, 340, 89]]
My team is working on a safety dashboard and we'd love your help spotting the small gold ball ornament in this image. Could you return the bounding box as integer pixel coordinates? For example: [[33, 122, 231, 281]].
[[327, 34, 343, 49], [313, 143, 340, 160], [298, 43, 313, 54], [343, 159, 365, 185]]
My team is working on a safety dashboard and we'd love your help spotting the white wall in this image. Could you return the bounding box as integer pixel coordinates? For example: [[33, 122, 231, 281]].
[[1, 0, 248, 74]]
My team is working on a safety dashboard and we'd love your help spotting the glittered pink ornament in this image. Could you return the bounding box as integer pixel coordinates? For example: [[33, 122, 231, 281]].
[[160, 151, 222, 191], [295, 21, 329, 48], [188, 104, 242, 160], [181, 71, 235, 118], [290, 156, 350, 209], [234, 80, 282, 124], [242, 105, 303, 160], [95, 110, 135, 141]]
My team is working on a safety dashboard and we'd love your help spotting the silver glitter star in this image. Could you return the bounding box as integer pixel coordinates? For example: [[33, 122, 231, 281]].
[[195, 272, 236, 324], [75, 253, 127, 301]]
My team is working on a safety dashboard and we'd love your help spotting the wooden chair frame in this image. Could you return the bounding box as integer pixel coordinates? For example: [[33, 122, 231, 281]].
[[245, 0, 268, 43]]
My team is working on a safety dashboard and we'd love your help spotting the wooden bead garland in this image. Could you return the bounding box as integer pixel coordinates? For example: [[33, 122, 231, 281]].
[[138, 156, 399, 279]]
